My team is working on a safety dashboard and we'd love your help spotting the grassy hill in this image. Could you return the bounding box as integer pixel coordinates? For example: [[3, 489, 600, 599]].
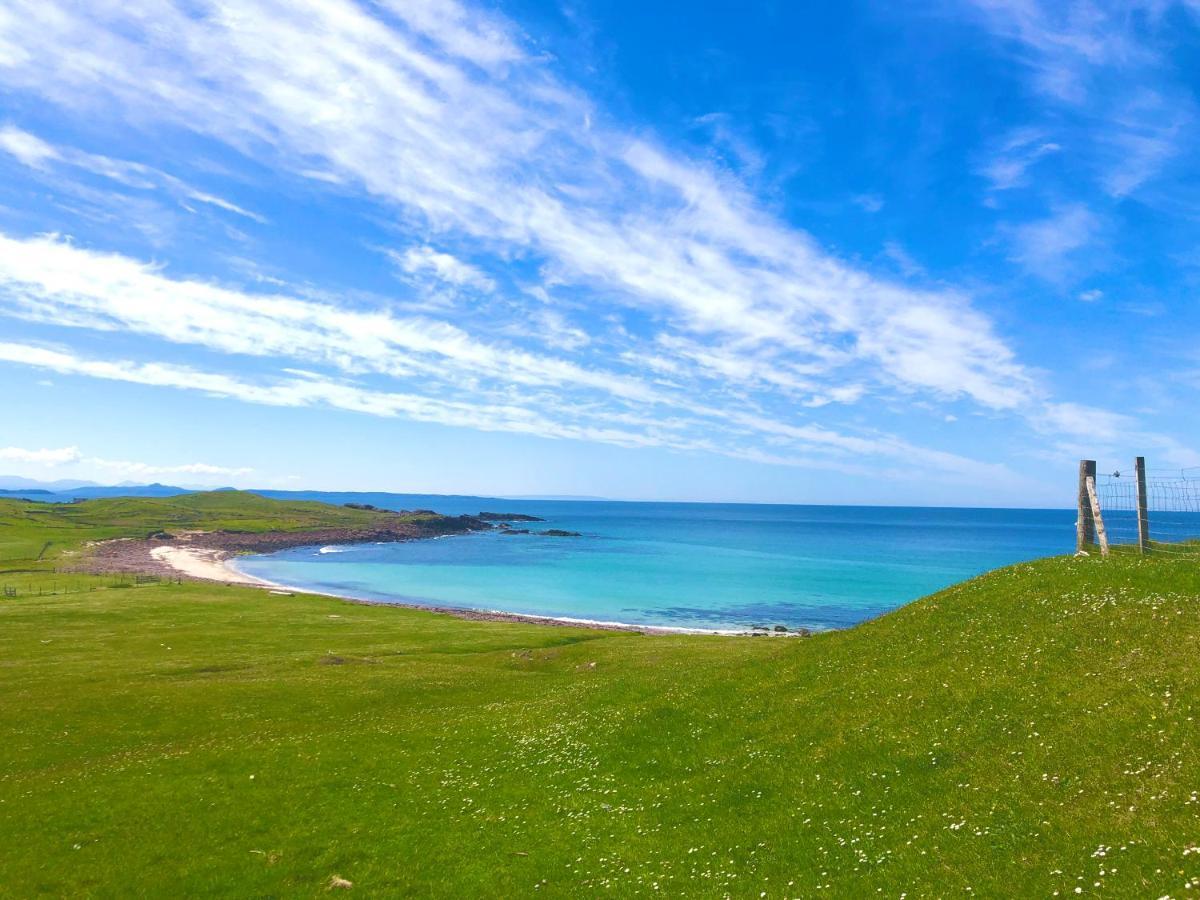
[[0, 492, 447, 589], [1, 495, 1198, 896], [0, 491, 440, 557]]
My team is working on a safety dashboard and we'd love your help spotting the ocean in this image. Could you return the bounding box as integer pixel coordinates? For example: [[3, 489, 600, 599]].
[[233, 494, 1075, 631]]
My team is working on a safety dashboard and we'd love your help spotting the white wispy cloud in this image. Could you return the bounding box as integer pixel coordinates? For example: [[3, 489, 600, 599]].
[[0, 338, 1025, 484], [0, 224, 1042, 462], [1005, 203, 1100, 280], [87, 458, 253, 479], [0, 340, 739, 455], [852, 194, 884, 213], [389, 245, 495, 293], [0, 0, 1173, 485], [1099, 91, 1188, 198], [882, 241, 925, 278], [0, 126, 60, 168], [0, 124, 265, 223], [0, 445, 82, 465], [507, 308, 591, 353], [964, 0, 1196, 200], [0, 443, 250, 482], [981, 127, 1061, 192], [0, 0, 1034, 415], [691, 112, 767, 178], [0, 232, 660, 404], [1035, 402, 1133, 441], [1030, 404, 1200, 471], [964, 0, 1155, 103]]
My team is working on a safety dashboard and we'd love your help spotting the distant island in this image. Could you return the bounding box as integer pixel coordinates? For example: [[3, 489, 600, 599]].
[[476, 511, 545, 522]]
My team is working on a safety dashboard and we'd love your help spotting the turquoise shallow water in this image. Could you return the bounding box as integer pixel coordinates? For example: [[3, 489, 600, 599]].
[[234, 494, 1076, 631]]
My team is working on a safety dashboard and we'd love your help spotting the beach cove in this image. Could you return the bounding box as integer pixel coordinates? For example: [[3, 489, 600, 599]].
[[232, 496, 1076, 632]]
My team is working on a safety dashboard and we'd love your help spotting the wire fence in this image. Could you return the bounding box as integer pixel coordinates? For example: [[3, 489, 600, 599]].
[[1093, 463, 1200, 554], [0, 571, 182, 598]]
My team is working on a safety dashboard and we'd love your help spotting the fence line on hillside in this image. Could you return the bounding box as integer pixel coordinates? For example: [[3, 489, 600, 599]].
[[0, 572, 182, 599], [1077, 457, 1200, 556]]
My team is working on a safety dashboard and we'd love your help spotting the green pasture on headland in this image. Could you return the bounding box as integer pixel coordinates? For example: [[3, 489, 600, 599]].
[[1, 493, 1198, 897]]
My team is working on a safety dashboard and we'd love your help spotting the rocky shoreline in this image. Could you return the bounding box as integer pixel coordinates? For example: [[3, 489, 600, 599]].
[[79, 514, 490, 576], [77, 505, 595, 577]]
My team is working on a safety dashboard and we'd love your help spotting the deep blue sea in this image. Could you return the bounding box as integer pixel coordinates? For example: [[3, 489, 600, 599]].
[[232, 493, 1075, 631]]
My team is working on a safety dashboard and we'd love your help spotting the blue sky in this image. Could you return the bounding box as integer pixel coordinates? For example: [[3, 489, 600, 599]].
[[1, 0, 1198, 505]]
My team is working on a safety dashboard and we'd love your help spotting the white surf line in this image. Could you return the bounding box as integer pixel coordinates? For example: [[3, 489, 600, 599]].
[[222, 557, 804, 635], [191, 549, 809, 636]]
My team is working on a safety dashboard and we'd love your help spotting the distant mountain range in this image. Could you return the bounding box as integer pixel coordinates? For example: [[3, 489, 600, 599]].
[[0, 478, 614, 506], [0, 478, 194, 500], [0, 476, 102, 491]]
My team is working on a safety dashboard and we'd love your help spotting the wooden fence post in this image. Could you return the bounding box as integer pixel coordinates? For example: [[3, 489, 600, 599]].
[[1085, 474, 1109, 557], [1077, 459, 1097, 552], [1135, 456, 1150, 554]]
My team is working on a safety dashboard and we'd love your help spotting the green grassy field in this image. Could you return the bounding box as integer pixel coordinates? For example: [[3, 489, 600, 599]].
[[1, 495, 1199, 897]]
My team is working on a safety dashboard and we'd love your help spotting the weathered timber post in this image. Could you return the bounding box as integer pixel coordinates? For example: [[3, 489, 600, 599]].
[[1085, 474, 1109, 557], [1077, 459, 1097, 552], [1135, 456, 1150, 554]]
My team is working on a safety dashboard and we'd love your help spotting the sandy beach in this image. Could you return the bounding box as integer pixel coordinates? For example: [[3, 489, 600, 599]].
[[148, 545, 278, 586]]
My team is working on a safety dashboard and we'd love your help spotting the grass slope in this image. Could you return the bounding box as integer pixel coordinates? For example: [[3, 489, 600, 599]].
[[1, 497, 1199, 896]]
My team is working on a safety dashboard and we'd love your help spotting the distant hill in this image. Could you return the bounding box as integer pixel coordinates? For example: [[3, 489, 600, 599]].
[[57, 482, 193, 500], [501, 494, 611, 501]]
